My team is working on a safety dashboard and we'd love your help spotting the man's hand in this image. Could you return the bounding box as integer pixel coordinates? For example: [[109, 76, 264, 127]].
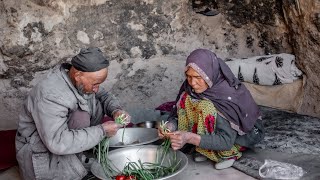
[[113, 110, 131, 125], [101, 121, 122, 137]]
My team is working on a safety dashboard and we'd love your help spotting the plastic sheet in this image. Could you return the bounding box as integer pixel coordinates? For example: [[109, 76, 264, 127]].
[[259, 159, 305, 179]]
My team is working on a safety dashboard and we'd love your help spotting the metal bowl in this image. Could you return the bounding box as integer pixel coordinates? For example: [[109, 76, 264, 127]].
[[109, 128, 159, 148], [91, 145, 188, 180], [136, 121, 160, 128]]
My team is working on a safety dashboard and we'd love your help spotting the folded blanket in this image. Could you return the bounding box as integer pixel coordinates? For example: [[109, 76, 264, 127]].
[[225, 53, 303, 85], [243, 77, 304, 113]]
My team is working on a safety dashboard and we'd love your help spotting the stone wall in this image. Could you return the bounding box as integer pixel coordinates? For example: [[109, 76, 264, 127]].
[[0, 0, 318, 129], [282, 0, 320, 118]]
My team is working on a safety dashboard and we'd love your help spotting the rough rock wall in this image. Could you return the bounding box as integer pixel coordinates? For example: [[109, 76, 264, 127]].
[[0, 0, 318, 129], [282, 0, 320, 118]]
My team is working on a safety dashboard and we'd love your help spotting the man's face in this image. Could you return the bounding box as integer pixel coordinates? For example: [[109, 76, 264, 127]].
[[75, 68, 108, 95], [186, 67, 208, 93]]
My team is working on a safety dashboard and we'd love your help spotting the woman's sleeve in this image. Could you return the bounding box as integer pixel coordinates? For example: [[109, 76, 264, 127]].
[[167, 82, 187, 131], [199, 115, 237, 151], [167, 105, 178, 131]]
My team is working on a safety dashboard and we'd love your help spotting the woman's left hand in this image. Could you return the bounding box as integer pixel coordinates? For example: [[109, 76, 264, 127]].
[[167, 131, 191, 150]]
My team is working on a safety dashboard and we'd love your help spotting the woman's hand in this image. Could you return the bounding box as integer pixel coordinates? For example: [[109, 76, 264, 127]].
[[158, 128, 165, 139], [168, 131, 200, 150], [158, 122, 176, 139], [167, 131, 190, 150]]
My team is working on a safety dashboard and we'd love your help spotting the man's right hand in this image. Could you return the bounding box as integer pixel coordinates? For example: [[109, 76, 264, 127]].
[[101, 121, 122, 137]]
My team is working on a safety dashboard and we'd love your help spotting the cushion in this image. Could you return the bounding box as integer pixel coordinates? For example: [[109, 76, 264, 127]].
[[0, 130, 18, 170]]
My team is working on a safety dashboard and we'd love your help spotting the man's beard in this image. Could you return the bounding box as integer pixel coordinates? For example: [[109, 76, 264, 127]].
[[76, 84, 93, 99]]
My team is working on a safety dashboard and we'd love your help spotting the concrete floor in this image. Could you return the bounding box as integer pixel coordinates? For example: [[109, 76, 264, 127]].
[[0, 159, 256, 180], [175, 155, 256, 180]]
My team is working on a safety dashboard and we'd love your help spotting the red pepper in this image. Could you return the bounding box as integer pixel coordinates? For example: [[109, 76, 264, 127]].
[[115, 175, 127, 180], [125, 175, 136, 180]]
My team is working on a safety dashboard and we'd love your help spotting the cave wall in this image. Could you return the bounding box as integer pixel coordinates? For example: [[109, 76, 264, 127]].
[[282, 0, 320, 118], [0, 0, 318, 130]]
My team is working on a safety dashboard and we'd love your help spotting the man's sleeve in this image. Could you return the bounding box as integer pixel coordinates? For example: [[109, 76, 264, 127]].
[[32, 95, 105, 155], [95, 87, 122, 117]]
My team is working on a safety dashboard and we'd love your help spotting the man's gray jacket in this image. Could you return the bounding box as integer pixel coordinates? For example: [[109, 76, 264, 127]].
[[15, 63, 121, 180]]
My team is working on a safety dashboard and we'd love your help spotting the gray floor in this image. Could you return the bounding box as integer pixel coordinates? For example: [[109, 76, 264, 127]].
[[0, 163, 256, 180], [235, 149, 320, 180], [175, 155, 256, 180]]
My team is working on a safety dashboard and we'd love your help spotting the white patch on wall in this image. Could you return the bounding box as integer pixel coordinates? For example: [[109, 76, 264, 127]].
[[130, 46, 142, 58], [127, 22, 144, 31], [77, 30, 90, 44], [93, 31, 104, 40], [170, 13, 183, 30], [142, 0, 154, 5], [30, 27, 43, 42], [0, 55, 8, 75], [92, 0, 110, 5], [54, 32, 64, 47], [15, 13, 65, 46], [138, 34, 148, 42]]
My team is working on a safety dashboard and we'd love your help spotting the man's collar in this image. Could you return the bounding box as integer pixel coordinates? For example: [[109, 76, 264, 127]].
[[59, 63, 89, 104]]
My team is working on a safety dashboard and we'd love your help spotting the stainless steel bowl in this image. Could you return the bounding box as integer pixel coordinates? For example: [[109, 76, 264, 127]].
[[109, 128, 159, 148], [91, 145, 188, 180], [136, 121, 160, 128]]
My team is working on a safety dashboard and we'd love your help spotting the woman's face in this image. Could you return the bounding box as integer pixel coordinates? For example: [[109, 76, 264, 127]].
[[185, 67, 208, 93]]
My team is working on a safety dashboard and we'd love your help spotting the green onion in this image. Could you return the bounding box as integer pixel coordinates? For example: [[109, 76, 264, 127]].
[[115, 113, 128, 144], [115, 114, 127, 125], [95, 120, 181, 180]]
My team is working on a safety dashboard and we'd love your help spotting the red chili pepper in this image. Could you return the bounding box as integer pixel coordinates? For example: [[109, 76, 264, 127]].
[[115, 175, 127, 180], [125, 175, 136, 180]]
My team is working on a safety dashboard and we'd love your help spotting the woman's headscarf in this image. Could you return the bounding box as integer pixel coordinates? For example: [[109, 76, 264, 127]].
[[178, 49, 261, 134]]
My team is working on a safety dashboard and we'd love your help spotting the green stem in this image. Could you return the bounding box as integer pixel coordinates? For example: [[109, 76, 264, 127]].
[[121, 126, 126, 143]]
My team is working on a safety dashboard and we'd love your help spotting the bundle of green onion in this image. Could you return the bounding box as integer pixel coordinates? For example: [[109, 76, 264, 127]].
[[115, 113, 128, 143], [95, 120, 180, 180], [94, 138, 120, 178], [115, 114, 128, 125]]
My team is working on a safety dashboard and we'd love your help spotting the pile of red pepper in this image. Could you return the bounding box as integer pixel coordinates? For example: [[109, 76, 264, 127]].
[[115, 175, 136, 180]]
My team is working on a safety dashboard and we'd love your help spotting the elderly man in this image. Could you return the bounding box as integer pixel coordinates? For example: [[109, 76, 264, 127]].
[[15, 47, 130, 179]]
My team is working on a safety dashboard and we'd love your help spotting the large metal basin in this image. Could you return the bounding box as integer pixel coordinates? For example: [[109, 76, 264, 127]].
[[91, 145, 188, 180], [109, 128, 159, 148]]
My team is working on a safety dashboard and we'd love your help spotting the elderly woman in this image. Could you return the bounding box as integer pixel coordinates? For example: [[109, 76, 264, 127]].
[[161, 49, 264, 169]]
